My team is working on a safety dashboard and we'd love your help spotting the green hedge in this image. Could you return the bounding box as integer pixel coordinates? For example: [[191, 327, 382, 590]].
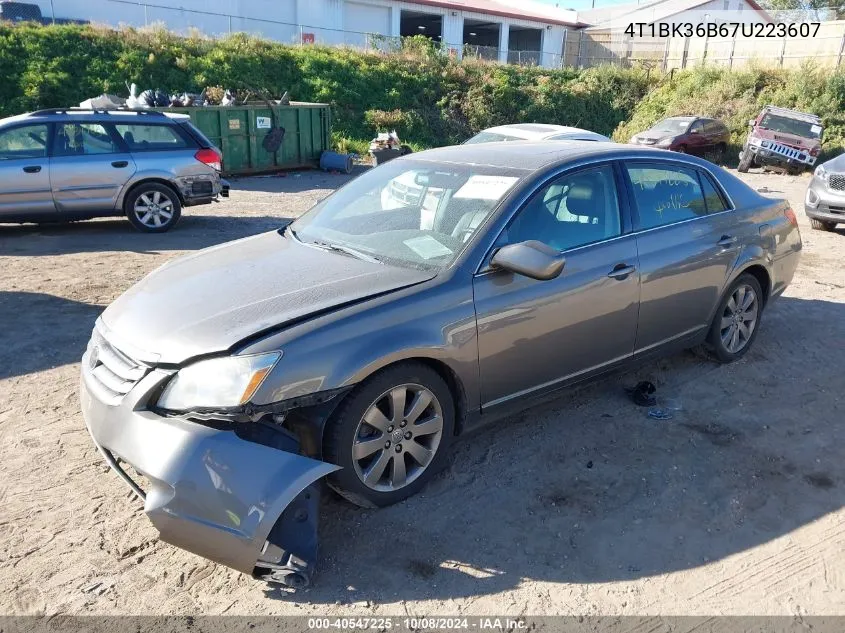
[[0, 23, 654, 149], [1, 23, 843, 161], [614, 63, 845, 163]]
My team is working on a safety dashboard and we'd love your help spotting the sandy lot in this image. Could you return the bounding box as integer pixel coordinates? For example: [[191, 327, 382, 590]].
[[0, 167, 843, 617]]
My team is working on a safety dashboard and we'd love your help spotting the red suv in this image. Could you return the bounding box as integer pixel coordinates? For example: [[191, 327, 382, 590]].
[[630, 116, 730, 157]]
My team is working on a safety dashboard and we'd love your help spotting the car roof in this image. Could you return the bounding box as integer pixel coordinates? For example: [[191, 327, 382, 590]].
[[404, 140, 691, 171], [0, 110, 190, 127], [483, 123, 607, 140]]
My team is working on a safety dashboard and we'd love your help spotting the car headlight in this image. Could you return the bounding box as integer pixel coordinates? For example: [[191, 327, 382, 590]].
[[761, 140, 771, 149], [656, 137, 673, 147], [157, 352, 281, 411], [814, 165, 827, 180]]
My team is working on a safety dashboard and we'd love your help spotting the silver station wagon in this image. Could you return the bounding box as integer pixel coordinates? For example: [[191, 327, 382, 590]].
[[0, 108, 227, 232], [80, 142, 802, 587]]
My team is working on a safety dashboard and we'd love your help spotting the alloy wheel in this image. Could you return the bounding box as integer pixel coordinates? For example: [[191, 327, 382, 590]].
[[352, 384, 444, 492], [720, 284, 759, 354], [134, 191, 175, 229]]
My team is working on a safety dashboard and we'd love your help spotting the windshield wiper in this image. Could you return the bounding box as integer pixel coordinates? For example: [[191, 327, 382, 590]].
[[309, 240, 383, 264]]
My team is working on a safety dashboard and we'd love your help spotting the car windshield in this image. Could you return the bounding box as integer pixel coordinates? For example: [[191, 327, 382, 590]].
[[464, 131, 524, 144], [290, 159, 525, 271], [759, 113, 823, 139], [649, 118, 693, 134]]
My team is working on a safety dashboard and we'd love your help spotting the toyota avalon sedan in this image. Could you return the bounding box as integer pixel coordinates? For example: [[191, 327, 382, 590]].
[[81, 141, 802, 588]]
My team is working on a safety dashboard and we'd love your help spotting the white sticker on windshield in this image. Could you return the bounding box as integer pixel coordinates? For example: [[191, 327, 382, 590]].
[[454, 175, 519, 200], [403, 235, 453, 260], [811, 124, 822, 134]]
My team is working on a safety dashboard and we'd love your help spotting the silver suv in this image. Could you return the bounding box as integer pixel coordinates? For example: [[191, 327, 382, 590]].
[[0, 108, 228, 232]]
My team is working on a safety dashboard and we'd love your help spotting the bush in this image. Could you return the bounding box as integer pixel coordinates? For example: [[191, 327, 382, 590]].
[[613, 63, 845, 163], [3, 23, 842, 163]]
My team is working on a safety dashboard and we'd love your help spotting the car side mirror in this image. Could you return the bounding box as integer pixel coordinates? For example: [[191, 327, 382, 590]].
[[690, 128, 700, 134], [748, 119, 756, 127], [490, 240, 565, 281]]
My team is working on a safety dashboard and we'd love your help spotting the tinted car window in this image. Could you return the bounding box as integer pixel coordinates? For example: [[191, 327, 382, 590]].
[[55, 123, 120, 156], [700, 173, 729, 213], [0, 124, 48, 160], [689, 120, 705, 134], [506, 165, 622, 252], [115, 124, 189, 151], [626, 164, 707, 230]]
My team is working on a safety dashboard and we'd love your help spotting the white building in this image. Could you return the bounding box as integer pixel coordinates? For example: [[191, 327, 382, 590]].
[[33, 0, 585, 67]]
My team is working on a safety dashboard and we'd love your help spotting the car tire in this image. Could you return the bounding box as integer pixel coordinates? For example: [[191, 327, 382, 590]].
[[124, 182, 182, 233], [810, 218, 836, 231], [706, 273, 764, 363], [737, 149, 753, 173], [324, 362, 455, 508]]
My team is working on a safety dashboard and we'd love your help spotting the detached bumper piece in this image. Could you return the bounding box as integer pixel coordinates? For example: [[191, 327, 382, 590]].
[[80, 330, 340, 589], [254, 481, 322, 588]]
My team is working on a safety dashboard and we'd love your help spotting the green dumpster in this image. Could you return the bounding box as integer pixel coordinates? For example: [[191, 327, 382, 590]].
[[155, 102, 331, 176]]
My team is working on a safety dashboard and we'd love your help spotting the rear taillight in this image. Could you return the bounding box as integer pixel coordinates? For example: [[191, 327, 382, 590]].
[[809, 147, 820, 157], [784, 207, 798, 227], [195, 148, 222, 171]]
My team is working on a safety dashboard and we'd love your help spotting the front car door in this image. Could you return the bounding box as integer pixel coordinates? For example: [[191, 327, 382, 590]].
[[686, 119, 708, 154], [0, 123, 55, 217], [623, 160, 742, 355], [473, 163, 640, 411], [50, 121, 136, 213]]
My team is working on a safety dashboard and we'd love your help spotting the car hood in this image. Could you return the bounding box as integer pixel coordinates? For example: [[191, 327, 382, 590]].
[[754, 128, 820, 151], [101, 230, 435, 364], [822, 153, 845, 172]]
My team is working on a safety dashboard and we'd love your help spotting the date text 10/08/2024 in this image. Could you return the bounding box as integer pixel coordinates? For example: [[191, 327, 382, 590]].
[[625, 22, 821, 38]]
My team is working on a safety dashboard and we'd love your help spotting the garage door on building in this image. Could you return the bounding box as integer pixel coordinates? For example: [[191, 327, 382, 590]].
[[344, 2, 391, 47]]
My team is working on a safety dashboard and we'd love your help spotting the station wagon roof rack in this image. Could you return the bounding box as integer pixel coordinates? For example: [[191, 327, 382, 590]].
[[28, 108, 170, 117]]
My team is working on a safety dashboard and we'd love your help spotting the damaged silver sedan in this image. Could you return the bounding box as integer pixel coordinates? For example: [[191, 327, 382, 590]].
[[81, 142, 802, 587]]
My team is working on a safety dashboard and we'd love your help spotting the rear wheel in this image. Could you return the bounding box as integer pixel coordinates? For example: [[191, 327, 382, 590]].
[[324, 362, 455, 508], [124, 183, 182, 233], [810, 218, 836, 231], [706, 274, 764, 363]]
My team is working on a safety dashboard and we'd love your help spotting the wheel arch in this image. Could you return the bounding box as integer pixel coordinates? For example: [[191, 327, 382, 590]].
[[119, 176, 185, 210], [739, 263, 772, 306]]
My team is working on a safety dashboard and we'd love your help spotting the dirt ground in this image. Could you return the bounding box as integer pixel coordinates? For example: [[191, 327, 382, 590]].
[[0, 166, 843, 617]]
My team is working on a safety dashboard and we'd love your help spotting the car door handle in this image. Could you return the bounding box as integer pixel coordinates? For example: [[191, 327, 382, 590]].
[[717, 235, 738, 247], [22, 165, 41, 173], [111, 160, 129, 168], [607, 264, 637, 280]]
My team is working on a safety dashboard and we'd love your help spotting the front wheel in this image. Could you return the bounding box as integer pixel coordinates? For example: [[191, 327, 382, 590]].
[[737, 149, 753, 173], [125, 183, 182, 233], [324, 362, 455, 508], [810, 218, 836, 231], [706, 274, 764, 363]]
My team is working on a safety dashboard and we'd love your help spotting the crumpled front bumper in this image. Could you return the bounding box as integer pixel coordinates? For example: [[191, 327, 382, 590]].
[[80, 353, 339, 586]]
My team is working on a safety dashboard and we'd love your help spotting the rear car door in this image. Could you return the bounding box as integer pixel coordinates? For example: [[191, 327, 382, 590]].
[[623, 161, 741, 354], [0, 123, 55, 216], [50, 121, 136, 212], [473, 163, 640, 410]]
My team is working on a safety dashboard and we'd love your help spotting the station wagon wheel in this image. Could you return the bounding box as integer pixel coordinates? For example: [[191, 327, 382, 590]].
[[706, 273, 764, 363], [324, 363, 455, 508], [125, 182, 182, 233]]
